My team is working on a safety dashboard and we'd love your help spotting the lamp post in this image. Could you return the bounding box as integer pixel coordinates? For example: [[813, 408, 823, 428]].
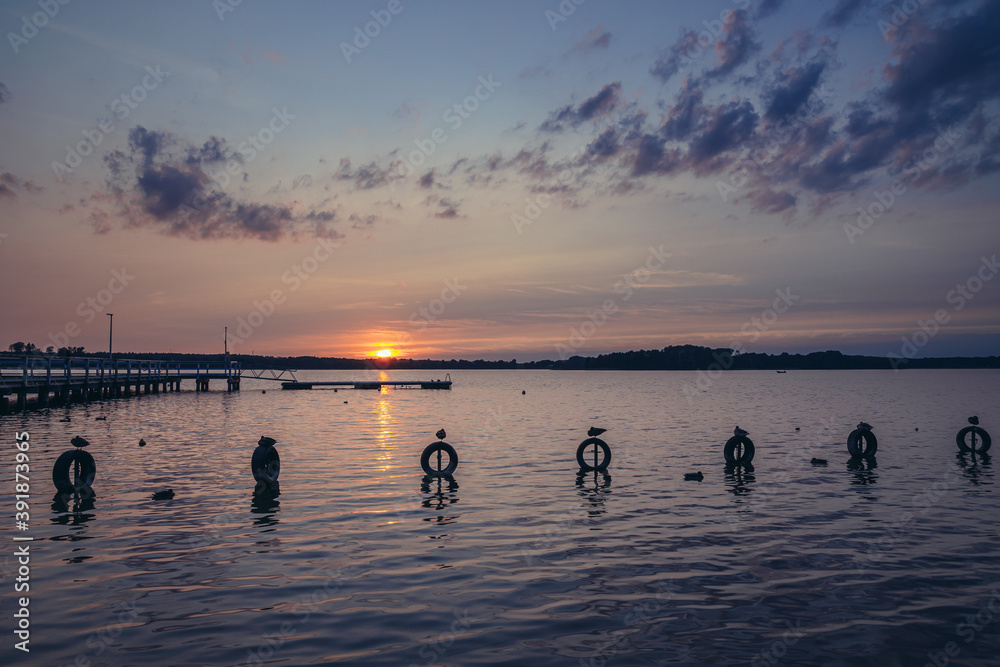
[[107, 313, 114, 360]]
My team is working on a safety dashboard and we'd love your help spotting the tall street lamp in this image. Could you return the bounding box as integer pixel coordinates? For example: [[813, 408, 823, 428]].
[[107, 313, 114, 360]]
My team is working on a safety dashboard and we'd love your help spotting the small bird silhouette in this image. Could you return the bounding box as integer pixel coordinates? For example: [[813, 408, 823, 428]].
[[794, 427, 800, 431], [59, 417, 71, 422], [684, 471, 704, 481], [734, 426, 749, 437], [521, 390, 526, 395], [436, 428, 447, 440], [151, 489, 174, 500], [857, 421, 872, 431], [811, 458, 828, 466], [95, 416, 107, 421], [139, 438, 146, 447], [969, 416, 980, 425], [261, 390, 266, 394], [588, 427, 607, 437], [71, 436, 90, 448], [258, 436, 276, 448]]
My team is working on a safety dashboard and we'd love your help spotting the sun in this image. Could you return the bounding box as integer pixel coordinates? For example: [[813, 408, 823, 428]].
[[374, 349, 395, 358]]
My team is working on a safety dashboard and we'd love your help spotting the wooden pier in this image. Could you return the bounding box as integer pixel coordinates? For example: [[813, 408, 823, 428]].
[[0, 356, 241, 413], [281, 379, 452, 390]]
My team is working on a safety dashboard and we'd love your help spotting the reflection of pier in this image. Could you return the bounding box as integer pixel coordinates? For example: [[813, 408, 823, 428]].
[[0, 355, 241, 412]]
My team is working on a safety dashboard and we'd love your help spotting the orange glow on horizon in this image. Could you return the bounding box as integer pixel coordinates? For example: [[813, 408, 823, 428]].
[[374, 348, 395, 358]]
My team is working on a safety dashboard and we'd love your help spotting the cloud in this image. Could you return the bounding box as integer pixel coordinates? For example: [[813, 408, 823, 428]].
[[650, 30, 701, 84], [418, 168, 436, 189], [334, 157, 403, 190], [540, 82, 622, 132], [573, 26, 611, 52], [292, 174, 313, 189], [821, 0, 870, 28], [0, 172, 44, 199], [0, 81, 10, 105], [705, 10, 759, 80], [99, 126, 342, 241], [756, 0, 786, 19], [764, 60, 827, 121]]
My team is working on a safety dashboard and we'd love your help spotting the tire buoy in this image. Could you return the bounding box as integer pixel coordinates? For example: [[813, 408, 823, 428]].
[[724, 435, 755, 465], [847, 424, 877, 458], [52, 449, 96, 492], [421, 441, 458, 477], [251, 443, 280, 483], [957, 426, 991, 453], [576, 437, 611, 471]]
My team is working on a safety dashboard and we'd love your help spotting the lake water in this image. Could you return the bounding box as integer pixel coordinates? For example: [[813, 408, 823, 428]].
[[2, 369, 999, 666]]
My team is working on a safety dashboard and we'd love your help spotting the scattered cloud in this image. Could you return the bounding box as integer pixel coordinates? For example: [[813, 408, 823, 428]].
[[821, 0, 870, 28], [99, 126, 342, 241], [540, 82, 622, 132], [0, 172, 44, 199], [0, 81, 10, 105], [573, 26, 612, 52]]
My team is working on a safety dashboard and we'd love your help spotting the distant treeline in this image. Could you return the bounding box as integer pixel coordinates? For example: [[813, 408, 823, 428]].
[[100, 345, 1000, 370], [6, 343, 998, 370]]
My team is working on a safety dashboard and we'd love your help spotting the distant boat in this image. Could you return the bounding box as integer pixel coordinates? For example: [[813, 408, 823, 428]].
[[776, 370, 787, 374]]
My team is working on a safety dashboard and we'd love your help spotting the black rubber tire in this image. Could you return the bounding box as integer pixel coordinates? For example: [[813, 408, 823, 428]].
[[847, 429, 877, 457], [421, 441, 458, 477], [576, 437, 611, 471], [957, 426, 992, 453], [724, 435, 755, 464], [52, 449, 97, 492], [251, 445, 280, 483]]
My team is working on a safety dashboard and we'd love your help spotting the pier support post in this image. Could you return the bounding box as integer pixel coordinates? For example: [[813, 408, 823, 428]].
[[0, 396, 9, 414], [17, 391, 27, 410], [38, 387, 49, 407]]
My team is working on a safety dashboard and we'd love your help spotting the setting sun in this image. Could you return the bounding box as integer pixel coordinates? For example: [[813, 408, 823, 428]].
[[374, 349, 395, 358]]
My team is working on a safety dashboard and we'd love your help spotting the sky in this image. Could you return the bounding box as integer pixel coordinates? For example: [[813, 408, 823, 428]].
[[1, 0, 999, 361]]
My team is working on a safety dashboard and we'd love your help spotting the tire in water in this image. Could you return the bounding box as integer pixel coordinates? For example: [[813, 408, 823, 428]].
[[847, 429, 878, 457], [52, 450, 97, 492], [421, 441, 458, 477], [576, 437, 611, 472], [956, 426, 992, 453], [251, 445, 281, 483], [724, 435, 755, 465]]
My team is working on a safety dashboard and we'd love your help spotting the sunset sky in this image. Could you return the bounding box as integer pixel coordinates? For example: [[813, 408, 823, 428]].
[[1, 0, 999, 360]]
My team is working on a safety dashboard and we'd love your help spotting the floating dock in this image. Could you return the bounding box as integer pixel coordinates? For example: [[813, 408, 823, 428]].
[[281, 380, 452, 390]]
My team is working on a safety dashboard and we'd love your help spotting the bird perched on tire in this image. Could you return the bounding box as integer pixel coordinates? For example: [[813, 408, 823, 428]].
[[71, 436, 90, 448], [588, 427, 607, 437], [436, 428, 447, 440], [969, 416, 980, 425], [258, 436, 276, 448], [856, 421, 872, 431], [733, 426, 748, 437]]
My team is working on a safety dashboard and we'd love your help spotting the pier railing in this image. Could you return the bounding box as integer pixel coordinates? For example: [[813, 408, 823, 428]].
[[0, 355, 241, 388]]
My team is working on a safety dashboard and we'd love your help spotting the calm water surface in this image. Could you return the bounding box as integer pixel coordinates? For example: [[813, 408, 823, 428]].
[[2, 369, 999, 666]]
